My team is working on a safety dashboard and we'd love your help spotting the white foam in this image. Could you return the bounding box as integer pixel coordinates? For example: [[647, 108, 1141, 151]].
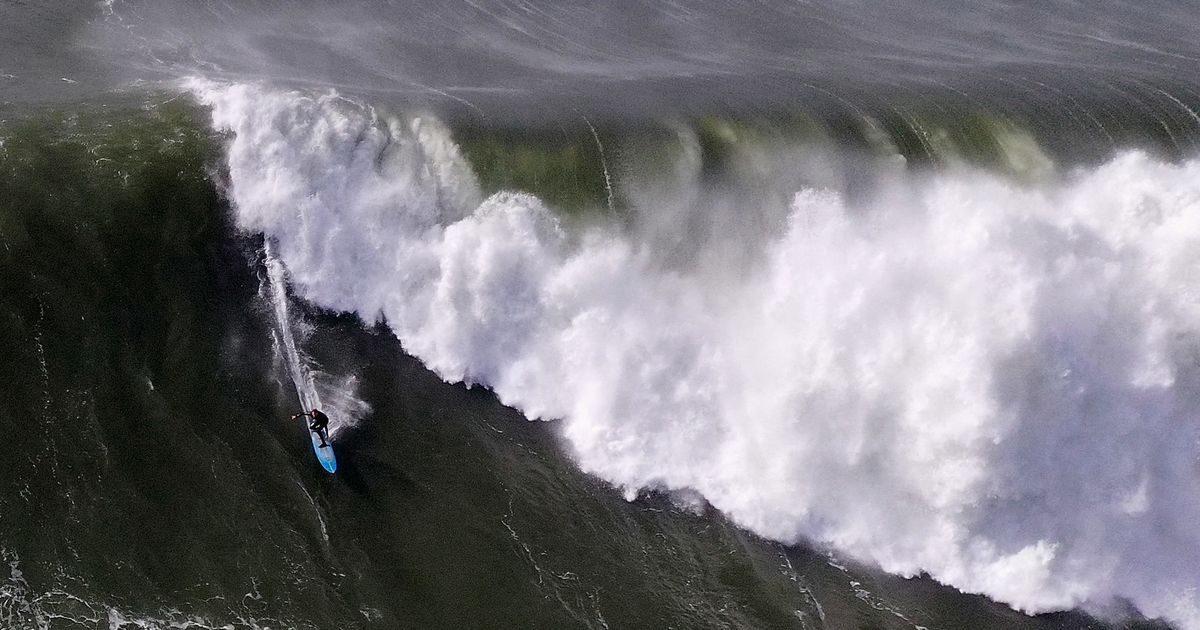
[[191, 79, 1200, 628]]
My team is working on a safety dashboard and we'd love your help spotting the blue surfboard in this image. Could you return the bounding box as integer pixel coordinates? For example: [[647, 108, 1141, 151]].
[[309, 427, 337, 474]]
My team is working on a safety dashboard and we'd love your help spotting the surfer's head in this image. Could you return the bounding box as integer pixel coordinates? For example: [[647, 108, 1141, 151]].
[[312, 408, 319, 414]]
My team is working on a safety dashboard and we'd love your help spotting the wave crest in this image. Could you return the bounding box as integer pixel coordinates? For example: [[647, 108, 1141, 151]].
[[192, 79, 1200, 629]]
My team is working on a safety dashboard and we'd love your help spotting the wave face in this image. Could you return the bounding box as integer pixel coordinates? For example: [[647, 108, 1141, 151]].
[[195, 79, 1200, 628]]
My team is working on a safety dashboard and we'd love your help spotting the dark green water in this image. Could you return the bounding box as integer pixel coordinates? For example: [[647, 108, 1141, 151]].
[[0, 96, 1177, 629], [7, 0, 1200, 626]]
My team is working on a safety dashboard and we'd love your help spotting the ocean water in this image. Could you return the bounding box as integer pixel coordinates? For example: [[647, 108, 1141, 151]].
[[4, 2, 1200, 629]]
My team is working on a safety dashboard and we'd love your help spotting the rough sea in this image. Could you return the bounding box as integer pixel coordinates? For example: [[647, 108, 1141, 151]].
[[3, 1, 1200, 628]]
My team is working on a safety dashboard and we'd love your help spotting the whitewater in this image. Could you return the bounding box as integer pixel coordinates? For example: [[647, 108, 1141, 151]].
[[193, 80, 1200, 628], [264, 245, 324, 425]]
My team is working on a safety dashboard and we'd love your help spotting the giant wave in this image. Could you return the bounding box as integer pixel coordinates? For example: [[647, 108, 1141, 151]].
[[193, 79, 1200, 629]]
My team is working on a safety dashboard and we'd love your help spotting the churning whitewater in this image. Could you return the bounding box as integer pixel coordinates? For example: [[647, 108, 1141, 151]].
[[194, 80, 1200, 627]]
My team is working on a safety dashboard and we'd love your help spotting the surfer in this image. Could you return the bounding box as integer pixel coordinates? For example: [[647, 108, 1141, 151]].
[[292, 408, 330, 447]]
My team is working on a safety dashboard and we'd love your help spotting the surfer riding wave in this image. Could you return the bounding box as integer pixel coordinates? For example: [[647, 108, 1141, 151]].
[[292, 408, 330, 447]]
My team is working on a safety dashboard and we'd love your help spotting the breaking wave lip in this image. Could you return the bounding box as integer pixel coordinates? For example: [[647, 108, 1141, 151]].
[[190, 77, 1200, 629]]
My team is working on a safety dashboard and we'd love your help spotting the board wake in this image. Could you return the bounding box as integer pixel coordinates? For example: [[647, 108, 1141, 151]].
[[265, 243, 337, 474]]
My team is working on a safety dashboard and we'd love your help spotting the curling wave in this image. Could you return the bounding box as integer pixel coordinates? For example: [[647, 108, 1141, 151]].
[[193, 79, 1200, 628]]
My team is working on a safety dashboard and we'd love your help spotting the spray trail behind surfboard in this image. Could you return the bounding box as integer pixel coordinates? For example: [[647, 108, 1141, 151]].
[[264, 241, 337, 473]]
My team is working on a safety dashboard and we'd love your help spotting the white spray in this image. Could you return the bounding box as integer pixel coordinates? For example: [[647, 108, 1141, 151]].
[[263, 241, 323, 422], [193, 79, 1200, 629]]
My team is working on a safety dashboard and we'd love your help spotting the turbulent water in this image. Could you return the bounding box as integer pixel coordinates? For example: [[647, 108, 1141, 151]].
[[5, 1, 1200, 629]]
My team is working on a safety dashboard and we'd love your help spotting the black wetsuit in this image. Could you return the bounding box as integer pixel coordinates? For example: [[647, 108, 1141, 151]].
[[302, 410, 330, 446]]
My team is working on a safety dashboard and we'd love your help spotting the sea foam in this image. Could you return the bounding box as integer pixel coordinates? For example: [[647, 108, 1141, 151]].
[[192, 79, 1200, 628]]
